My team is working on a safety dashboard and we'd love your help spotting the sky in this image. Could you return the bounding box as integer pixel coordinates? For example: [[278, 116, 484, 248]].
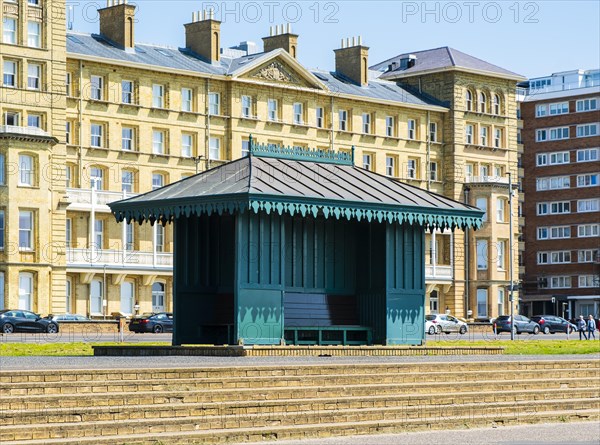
[[69, 1, 600, 79]]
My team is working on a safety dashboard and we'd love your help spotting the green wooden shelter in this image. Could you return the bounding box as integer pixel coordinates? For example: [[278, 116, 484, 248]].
[[110, 139, 483, 346]]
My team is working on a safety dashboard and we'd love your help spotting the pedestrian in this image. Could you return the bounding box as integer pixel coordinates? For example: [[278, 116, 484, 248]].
[[577, 315, 588, 340], [587, 315, 597, 340]]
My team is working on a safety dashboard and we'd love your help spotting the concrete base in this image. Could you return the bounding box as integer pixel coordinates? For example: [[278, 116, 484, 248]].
[[92, 345, 504, 357]]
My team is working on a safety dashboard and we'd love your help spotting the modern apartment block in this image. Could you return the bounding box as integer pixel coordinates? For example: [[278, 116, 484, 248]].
[[519, 69, 600, 319], [1, 0, 523, 320]]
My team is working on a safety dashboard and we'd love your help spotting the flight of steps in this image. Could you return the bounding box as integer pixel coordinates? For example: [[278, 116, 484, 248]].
[[1, 359, 599, 444]]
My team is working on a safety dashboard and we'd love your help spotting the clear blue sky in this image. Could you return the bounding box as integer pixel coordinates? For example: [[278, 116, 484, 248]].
[[70, 1, 600, 78]]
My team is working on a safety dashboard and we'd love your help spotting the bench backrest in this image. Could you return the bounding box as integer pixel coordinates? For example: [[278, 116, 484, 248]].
[[284, 293, 359, 327]]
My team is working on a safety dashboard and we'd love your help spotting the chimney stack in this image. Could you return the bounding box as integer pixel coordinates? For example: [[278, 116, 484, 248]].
[[184, 9, 221, 64], [334, 36, 369, 86], [98, 0, 136, 50], [262, 23, 298, 59]]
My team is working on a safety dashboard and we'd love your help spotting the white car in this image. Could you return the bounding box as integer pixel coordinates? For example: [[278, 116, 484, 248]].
[[425, 314, 469, 335]]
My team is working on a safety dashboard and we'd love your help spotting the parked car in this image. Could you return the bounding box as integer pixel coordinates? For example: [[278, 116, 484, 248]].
[[494, 315, 540, 335], [129, 312, 173, 333], [530, 315, 576, 334], [45, 314, 89, 322], [0, 310, 59, 334], [425, 314, 468, 335]]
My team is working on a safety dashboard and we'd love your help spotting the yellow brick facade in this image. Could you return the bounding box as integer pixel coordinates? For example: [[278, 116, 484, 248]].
[[0, 1, 521, 321]]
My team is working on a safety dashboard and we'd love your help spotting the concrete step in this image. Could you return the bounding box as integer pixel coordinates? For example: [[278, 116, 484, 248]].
[[1, 386, 596, 427], [2, 359, 598, 384], [2, 397, 598, 441], [3, 367, 597, 397], [1, 408, 597, 444], [2, 377, 597, 411]]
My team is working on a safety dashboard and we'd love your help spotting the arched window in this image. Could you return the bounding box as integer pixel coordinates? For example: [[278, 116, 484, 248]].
[[479, 92, 487, 113], [18, 153, 35, 186], [493, 94, 501, 115], [466, 90, 473, 111], [152, 282, 165, 312]]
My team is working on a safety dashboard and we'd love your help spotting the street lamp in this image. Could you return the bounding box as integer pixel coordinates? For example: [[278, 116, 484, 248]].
[[508, 172, 515, 341]]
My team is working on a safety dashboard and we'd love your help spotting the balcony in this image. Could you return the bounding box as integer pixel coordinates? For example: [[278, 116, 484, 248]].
[[425, 264, 453, 281], [465, 175, 510, 185], [0, 125, 50, 137], [66, 188, 137, 213], [66, 248, 173, 271]]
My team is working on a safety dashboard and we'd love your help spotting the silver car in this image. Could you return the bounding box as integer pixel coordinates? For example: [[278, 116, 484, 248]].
[[425, 314, 468, 335]]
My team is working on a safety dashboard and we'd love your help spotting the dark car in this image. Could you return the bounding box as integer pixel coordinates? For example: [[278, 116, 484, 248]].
[[494, 315, 540, 335], [530, 315, 576, 334], [129, 312, 173, 333], [0, 310, 59, 334]]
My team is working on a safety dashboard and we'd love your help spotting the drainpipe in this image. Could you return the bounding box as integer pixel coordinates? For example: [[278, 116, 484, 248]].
[[330, 96, 334, 151], [426, 110, 431, 191], [205, 78, 210, 167], [78, 60, 83, 187], [464, 186, 471, 319]]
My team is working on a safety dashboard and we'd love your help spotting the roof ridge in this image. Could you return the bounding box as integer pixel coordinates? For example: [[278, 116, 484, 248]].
[[446, 47, 456, 66]]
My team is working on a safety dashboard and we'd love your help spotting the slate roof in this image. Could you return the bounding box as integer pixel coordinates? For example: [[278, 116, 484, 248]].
[[109, 155, 483, 230], [372, 47, 524, 80], [66, 32, 444, 109]]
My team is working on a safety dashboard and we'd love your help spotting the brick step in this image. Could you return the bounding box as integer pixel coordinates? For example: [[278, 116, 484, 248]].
[[1, 407, 597, 445], [3, 359, 598, 384], [2, 377, 596, 411], [4, 367, 597, 397], [1, 386, 595, 427]]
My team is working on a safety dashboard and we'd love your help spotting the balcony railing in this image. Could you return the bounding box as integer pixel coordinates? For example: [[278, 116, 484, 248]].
[[0, 125, 51, 137], [425, 264, 453, 280], [66, 188, 137, 211], [465, 175, 509, 185], [66, 248, 173, 269]]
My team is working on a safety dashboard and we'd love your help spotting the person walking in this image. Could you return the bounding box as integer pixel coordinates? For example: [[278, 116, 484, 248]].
[[577, 315, 588, 340], [587, 315, 597, 340]]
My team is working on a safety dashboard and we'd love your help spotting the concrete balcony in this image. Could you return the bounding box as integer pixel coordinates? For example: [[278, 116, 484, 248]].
[[465, 175, 510, 185], [425, 264, 453, 281], [66, 188, 137, 213], [0, 125, 50, 137], [66, 248, 173, 271]]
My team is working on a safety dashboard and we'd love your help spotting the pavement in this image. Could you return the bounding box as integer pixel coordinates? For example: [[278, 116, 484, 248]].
[[236, 421, 600, 445], [1, 353, 598, 371]]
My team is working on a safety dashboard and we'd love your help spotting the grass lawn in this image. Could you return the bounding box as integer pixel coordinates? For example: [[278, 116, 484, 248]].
[[0, 340, 598, 356]]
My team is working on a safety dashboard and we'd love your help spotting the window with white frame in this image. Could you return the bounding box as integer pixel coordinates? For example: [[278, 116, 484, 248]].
[[551, 251, 571, 264], [181, 133, 193, 157], [537, 201, 571, 215], [476, 197, 488, 221], [386, 116, 395, 137], [576, 123, 599, 138], [293, 103, 304, 125], [90, 75, 103, 100], [267, 99, 278, 121], [27, 21, 41, 47], [125, 223, 134, 251], [466, 90, 473, 111], [27, 114, 41, 128], [407, 119, 416, 140], [90, 280, 103, 315], [497, 288, 504, 316], [578, 250, 598, 263], [93, 219, 103, 248], [65, 164, 73, 188], [19, 210, 34, 250], [493, 94, 501, 115], [476, 239, 488, 270], [385, 156, 395, 177], [18, 272, 33, 311], [576, 98, 598, 112], [577, 148, 599, 162], [0, 210, 4, 250], [241, 139, 250, 157], [429, 161, 438, 181], [152, 282, 165, 311], [3, 17, 17, 44], [27, 63, 41, 90], [476, 288, 488, 318], [537, 252, 549, 264], [480, 165, 490, 177], [209, 137, 220, 160], [241, 95, 252, 118], [550, 226, 571, 239], [465, 163, 474, 180], [152, 173, 164, 190], [362, 154, 372, 171], [577, 173, 599, 187], [578, 224, 600, 237], [579, 275, 599, 288], [494, 128, 502, 148], [316, 107, 324, 128], [362, 113, 371, 134], [121, 80, 133, 104], [577, 198, 599, 212], [536, 151, 570, 166], [339, 110, 348, 131], [65, 279, 71, 313], [65, 218, 72, 249], [65, 121, 71, 145], [496, 240, 506, 270], [65, 72, 72, 96], [90, 167, 103, 190], [536, 127, 569, 141], [496, 198, 505, 222], [121, 127, 134, 151], [536, 176, 570, 191], [550, 276, 571, 289], [479, 92, 487, 113], [208, 92, 220, 115], [480, 126, 488, 146], [181, 88, 192, 112], [429, 122, 437, 142], [155, 225, 165, 252], [152, 84, 164, 108], [122, 170, 134, 193], [19, 154, 34, 186], [3, 61, 17, 87], [536, 104, 547, 117], [90, 123, 103, 148], [407, 158, 417, 179], [120, 281, 134, 314], [152, 130, 165, 154]]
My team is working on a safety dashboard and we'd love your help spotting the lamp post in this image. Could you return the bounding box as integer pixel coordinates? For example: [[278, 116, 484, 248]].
[[508, 172, 515, 341]]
